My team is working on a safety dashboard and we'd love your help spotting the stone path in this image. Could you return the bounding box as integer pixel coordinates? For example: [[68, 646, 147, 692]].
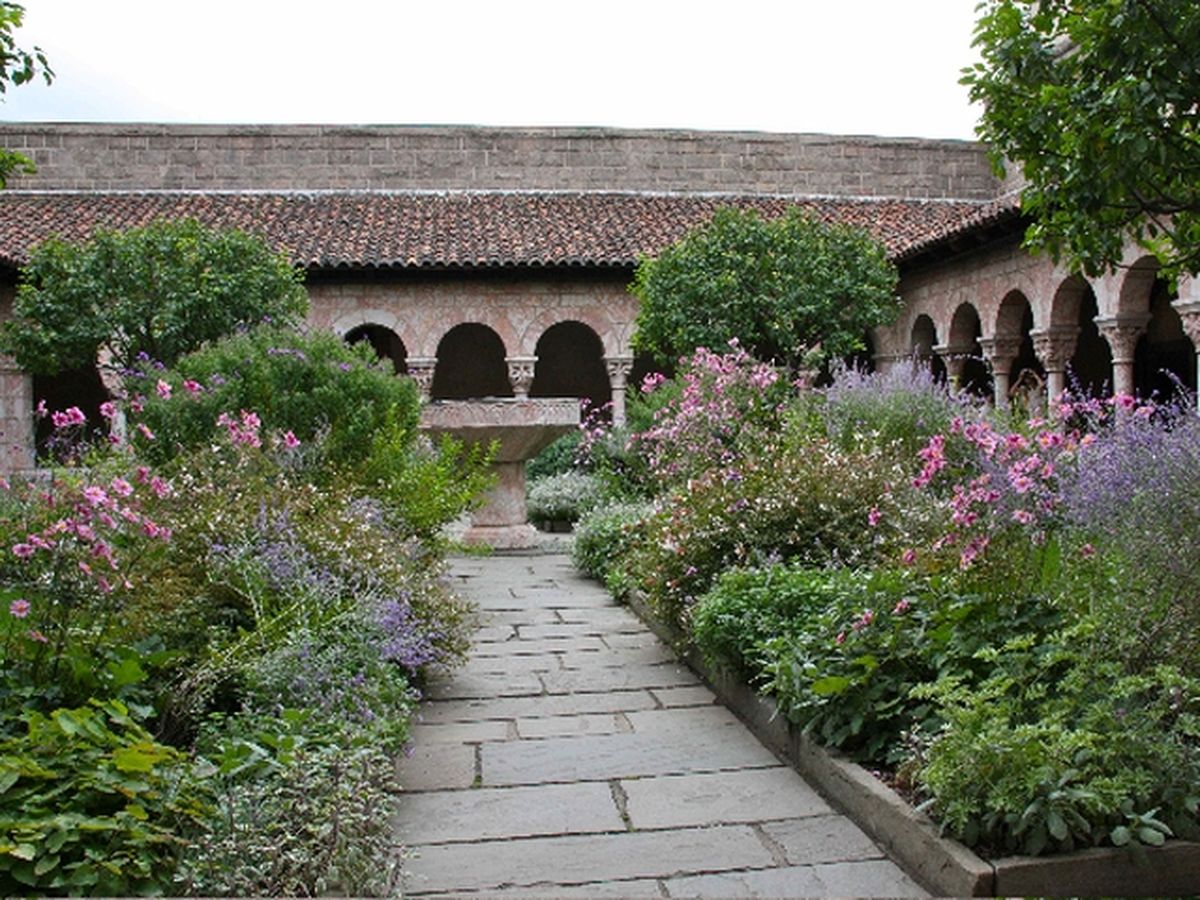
[[395, 553, 927, 898]]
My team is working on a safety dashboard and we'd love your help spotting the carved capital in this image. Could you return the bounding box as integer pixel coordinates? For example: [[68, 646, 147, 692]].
[[977, 336, 1022, 369], [932, 343, 974, 380], [604, 355, 634, 385], [406, 356, 437, 400], [1172, 301, 1200, 349], [505, 356, 538, 398], [1095, 315, 1151, 364], [1030, 326, 1080, 373]]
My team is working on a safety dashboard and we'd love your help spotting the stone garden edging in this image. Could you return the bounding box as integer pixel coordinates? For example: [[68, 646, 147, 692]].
[[623, 591, 1200, 897]]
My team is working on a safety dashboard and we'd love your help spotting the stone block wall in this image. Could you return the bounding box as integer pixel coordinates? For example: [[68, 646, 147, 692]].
[[0, 124, 1000, 200]]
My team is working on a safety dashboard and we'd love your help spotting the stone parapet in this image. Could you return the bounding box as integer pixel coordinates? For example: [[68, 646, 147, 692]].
[[0, 123, 999, 200]]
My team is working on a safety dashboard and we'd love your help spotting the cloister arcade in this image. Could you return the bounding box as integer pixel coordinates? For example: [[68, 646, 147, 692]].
[[874, 239, 1200, 411]]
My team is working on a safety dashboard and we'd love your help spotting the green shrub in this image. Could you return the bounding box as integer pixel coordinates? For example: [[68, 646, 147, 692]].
[[526, 431, 582, 480], [127, 324, 420, 472], [572, 499, 655, 596], [527, 471, 603, 524], [0, 699, 212, 896]]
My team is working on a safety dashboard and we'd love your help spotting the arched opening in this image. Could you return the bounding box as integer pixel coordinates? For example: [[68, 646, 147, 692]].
[[431, 323, 512, 400], [529, 321, 610, 414], [1067, 285, 1110, 397], [910, 315, 946, 382], [33, 365, 109, 460], [948, 303, 990, 396], [1135, 278, 1195, 400], [995, 291, 1042, 388], [345, 324, 407, 375]]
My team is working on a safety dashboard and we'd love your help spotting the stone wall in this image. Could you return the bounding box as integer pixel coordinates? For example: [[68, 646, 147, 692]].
[[0, 123, 1000, 200]]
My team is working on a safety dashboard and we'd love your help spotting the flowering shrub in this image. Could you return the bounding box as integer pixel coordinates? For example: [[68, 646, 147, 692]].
[[571, 499, 655, 597], [526, 471, 604, 524]]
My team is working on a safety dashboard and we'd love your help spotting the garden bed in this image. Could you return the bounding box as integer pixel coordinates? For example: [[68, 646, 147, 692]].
[[625, 591, 1200, 897]]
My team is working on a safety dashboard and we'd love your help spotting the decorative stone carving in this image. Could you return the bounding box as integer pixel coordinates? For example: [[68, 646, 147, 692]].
[[505, 356, 538, 399], [604, 355, 634, 426], [1030, 327, 1080, 373], [1094, 315, 1150, 364], [977, 336, 1022, 409], [406, 357, 437, 401], [1172, 301, 1200, 349], [932, 343, 975, 387]]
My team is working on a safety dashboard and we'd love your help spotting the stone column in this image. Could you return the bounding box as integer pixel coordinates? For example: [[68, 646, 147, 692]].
[[1172, 300, 1200, 413], [932, 343, 973, 391], [1095, 314, 1150, 397], [1030, 326, 1080, 405], [406, 357, 437, 402], [505, 356, 537, 399], [871, 352, 907, 376], [604, 355, 634, 426], [0, 357, 34, 476], [977, 336, 1021, 409]]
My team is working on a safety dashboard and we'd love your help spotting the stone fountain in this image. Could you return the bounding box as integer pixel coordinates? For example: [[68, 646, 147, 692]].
[[419, 397, 579, 550]]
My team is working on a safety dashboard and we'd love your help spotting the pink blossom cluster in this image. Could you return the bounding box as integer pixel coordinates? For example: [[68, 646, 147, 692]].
[[217, 410, 263, 448]]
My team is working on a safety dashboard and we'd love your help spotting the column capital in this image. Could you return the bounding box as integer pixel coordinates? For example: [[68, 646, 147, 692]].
[[1095, 314, 1151, 364], [932, 343, 973, 383], [977, 335, 1023, 367], [1171, 300, 1200, 348], [1030, 326, 1080, 373], [604, 355, 634, 381], [406, 356, 437, 401], [505, 356, 538, 399]]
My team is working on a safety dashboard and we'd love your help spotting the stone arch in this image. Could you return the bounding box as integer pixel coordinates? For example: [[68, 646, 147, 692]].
[[994, 290, 1042, 387], [521, 308, 623, 359], [947, 303, 991, 395], [431, 323, 513, 400], [1116, 256, 1160, 318], [529, 321, 611, 413], [910, 314, 946, 381], [1062, 280, 1111, 397], [345, 323, 408, 375], [1134, 277, 1195, 400], [329, 309, 421, 358]]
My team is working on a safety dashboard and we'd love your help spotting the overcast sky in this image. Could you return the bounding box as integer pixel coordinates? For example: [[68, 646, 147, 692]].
[[0, 1, 984, 140]]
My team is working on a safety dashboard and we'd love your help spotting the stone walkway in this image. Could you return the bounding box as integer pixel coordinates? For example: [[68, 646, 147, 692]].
[[394, 553, 927, 898]]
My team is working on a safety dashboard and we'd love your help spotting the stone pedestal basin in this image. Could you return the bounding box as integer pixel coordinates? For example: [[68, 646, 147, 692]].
[[420, 398, 579, 549]]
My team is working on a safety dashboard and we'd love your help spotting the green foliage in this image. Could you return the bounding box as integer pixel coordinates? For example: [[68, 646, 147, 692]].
[[571, 499, 655, 597], [129, 325, 419, 471], [964, 1, 1200, 278], [526, 430, 583, 480], [0, 699, 212, 895], [526, 471, 603, 524], [1, 218, 308, 375], [631, 207, 899, 367], [181, 709, 403, 897]]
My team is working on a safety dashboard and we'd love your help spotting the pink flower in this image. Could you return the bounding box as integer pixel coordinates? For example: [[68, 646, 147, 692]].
[[35, 399, 48, 418], [1011, 509, 1035, 525], [110, 477, 134, 498], [867, 506, 882, 527], [183, 379, 203, 395], [136, 423, 155, 441], [51, 406, 87, 429], [900, 548, 917, 567], [282, 430, 300, 449], [99, 401, 117, 419], [9, 598, 30, 618], [640, 372, 667, 394], [852, 609, 874, 632], [82, 485, 108, 507], [1079, 543, 1096, 559], [835, 631, 846, 645], [135, 466, 151, 484], [155, 379, 172, 399], [892, 598, 912, 616], [11, 543, 35, 559], [26, 629, 48, 644], [149, 476, 172, 499], [130, 396, 145, 414]]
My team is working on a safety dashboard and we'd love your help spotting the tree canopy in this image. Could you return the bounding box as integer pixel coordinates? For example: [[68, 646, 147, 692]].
[[964, 0, 1200, 279], [630, 207, 900, 368], [0, 2, 53, 188], [1, 218, 309, 375]]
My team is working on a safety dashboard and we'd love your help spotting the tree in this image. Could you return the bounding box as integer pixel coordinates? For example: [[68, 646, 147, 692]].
[[0, 2, 53, 187], [630, 207, 900, 368], [1, 218, 309, 376], [964, 1, 1200, 279]]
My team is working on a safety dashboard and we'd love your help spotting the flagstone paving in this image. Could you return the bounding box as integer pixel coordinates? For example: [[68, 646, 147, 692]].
[[395, 552, 927, 898]]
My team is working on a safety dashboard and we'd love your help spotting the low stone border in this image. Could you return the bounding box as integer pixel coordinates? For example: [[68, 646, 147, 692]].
[[625, 591, 1200, 897]]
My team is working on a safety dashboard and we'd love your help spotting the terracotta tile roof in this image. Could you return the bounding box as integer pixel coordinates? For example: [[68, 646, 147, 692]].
[[890, 194, 1024, 263], [0, 190, 997, 271]]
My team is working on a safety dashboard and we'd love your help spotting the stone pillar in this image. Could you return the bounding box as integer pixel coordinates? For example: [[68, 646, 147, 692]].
[[0, 357, 34, 476], [932, 343, 973, 391], [978, 336, 1021, 409], [1095, 314, 1150, 397], [406, 357, 437, 402], [604, 355, 634, 426], [505, 356, 537, 399], [1030, 326, 1080, 406], [871, 352, 906, 376], [1172, 300, 1200, 413]]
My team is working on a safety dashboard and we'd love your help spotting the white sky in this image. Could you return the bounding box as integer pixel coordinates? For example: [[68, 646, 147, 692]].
[[0, 1, 984, 140]]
